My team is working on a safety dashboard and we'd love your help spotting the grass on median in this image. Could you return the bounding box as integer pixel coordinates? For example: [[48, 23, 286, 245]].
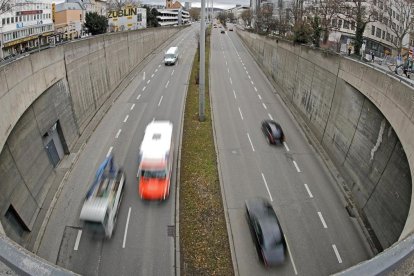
[[179, 28, 234, 275]]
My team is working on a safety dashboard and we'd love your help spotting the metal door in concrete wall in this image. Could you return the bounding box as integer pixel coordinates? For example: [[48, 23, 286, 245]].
[[43, 122, 65, 167], [45, 140, 60, 168]]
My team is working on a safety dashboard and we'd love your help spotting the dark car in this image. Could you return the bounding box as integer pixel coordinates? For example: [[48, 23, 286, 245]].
[[245, 198, 286, 266], [229, 28, 233, 31], [221, 30, 225, 34], [261, 120, 284, 145]]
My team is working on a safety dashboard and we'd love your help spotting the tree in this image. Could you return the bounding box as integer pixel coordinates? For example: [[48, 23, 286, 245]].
[[217, 12, 227, 27], [143, 5, 159, 27], [311, 16, 322, 47], [0, 0, 12, 15], [293, 20, 312, 43], [227, 12, 235, 23], [312, 0, 342, 44], [241, 9, 253, 27], [189, 7, 200, 21], [340, 0, 377, 55], [382, 0, 414, 54], [107, 0, 141, 10], [85, 12, 108, 35]]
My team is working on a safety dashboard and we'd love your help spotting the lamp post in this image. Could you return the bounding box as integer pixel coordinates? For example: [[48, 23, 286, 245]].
[[199, 0, 205, 121]]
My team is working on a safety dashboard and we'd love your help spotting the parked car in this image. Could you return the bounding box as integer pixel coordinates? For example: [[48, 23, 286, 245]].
[[261, 120, 285, 145], [245, 198, 286, 266]]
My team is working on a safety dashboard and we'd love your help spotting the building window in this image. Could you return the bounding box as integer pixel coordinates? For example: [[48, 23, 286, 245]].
[[11, 17, 14, 23], [382, 30, 385, 39], [2, 18, 5, 25], [338, 19, 342, 28], [371, 25, 375, 35], [376, 27, 381, 38], [344, 20, 349, 29]]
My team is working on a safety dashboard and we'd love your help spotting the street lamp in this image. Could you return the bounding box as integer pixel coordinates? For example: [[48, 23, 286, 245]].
[[199, 0, 205, 121]]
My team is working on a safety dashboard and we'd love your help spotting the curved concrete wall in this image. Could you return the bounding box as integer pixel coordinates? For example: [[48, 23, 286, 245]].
[[0, 26, 182, 247], [237, 30, 413, 249]]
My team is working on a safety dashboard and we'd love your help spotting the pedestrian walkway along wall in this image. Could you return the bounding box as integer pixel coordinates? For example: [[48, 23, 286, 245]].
[[0, 26, 182, 251], [236, 30, 413, 252]]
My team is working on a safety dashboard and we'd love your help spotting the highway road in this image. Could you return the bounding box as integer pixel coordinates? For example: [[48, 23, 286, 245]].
[[210, 24, 373, 275], [37, 25, 198, 275]]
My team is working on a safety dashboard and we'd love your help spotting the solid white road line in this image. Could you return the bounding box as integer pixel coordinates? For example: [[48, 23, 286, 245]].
[[165, 80, 170, 88], [247, 133, 255, 152], [284, 236, 298, 275], [238, 107, 244, 120], [115, 129, 122, 139], [261, 173, 273, 202], [151, 73, 154, 78], [293, 160, 301, 172], [143, 72, 145, 80], [268, 113, 273, 120], [304, 184, 313, 198], [137, 94, 141, 100], [332, 244, 343, 263], [122, 207, 132, 248], [123, 115, 129, 123], [74, 230, 82, 251], [230, 78, 233, 85], [262, 103, 267, 110], [233, 89, 237, 99], [258, 94, 262, 100], [106, 146, 113, 158], [254, 87, 258, 92], [142, 86, 146, 91], [158, 96, 163, 106], [130, 104, 135, 111], [171, 69, 175, 76], [147, 80, 150, 84], [318, 212, 328, 228]]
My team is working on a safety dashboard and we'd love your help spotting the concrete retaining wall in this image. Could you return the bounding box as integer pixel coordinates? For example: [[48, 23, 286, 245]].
[[237, 30, 413, 249], [0, 26, 182, 247]]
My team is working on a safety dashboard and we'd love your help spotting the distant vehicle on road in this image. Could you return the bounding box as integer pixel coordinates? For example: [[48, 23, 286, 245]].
[[261, 120, 285, 145], [164, 47, 178, 66], [221, 30, 225, 34], [138, 121, 174, 200], [245, 198, 287, 267], [79, 155, 125, 238], [229, 28, 233, 31]]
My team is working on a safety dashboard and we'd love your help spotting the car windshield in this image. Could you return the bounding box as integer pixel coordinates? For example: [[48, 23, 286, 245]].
[[260, 217, 283, 249], [165, 54, 175, 59], [269, 123, 281, 137], [141, 169, 167, 179]]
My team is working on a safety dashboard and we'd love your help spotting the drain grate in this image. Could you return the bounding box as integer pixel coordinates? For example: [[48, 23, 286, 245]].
[[167, 225, 175, 237]]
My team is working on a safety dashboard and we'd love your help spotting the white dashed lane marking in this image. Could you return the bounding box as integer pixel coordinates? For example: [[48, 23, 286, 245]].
[[262, 103, 267, 110], [123, 115, 129, 123], [147, 80, 150, 84], [165, 80, 170, 88], [258, 94, 262, 100], [158, 96, 163, 107], [332, 245, 343, 263], [115, 129, 122, 139], [74, 230, 82, 251], [130, 104, 135, 111], [106, 146, 113, 157], [142, 86, 146, 91], [122, 207, 132, 249], [268, 113, 273, 120], [247, 133, 255, 152], [318, 212, 328, 228], [261, 173, 273, 202], [304, 184, 313, 198], [238, 107, 244, 120], [254, 87, 257, 92], [293, 161, 301, 172], [283, 142, 290, 151], [136, 94, 141, 100]]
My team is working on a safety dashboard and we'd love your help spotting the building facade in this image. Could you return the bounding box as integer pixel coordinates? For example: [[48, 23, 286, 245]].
[[156, 8, 189, 26], [0, 0, 54, 59], [108, 6, 147, 32], [54, 2, 85, 41]]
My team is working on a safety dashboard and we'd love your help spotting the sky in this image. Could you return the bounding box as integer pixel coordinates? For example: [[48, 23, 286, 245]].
[[141, 0, 249, 10]]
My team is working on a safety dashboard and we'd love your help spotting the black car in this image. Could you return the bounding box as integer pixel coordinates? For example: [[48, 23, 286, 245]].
[[221, 30, 225, 34], [245, 198, 286, 266], [229, 28, 233, 31], [261, 120, 284, 145]]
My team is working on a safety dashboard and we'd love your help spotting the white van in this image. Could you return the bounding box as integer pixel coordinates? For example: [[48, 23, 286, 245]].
[[164, 47, 178, 65]]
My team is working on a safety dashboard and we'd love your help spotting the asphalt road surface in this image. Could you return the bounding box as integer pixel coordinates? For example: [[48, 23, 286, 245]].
[[210, 24, 372, 276], [37, 25, 198, 276]]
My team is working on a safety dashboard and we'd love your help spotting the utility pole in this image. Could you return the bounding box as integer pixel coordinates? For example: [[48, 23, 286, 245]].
[[199, 0, 206, 121]]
